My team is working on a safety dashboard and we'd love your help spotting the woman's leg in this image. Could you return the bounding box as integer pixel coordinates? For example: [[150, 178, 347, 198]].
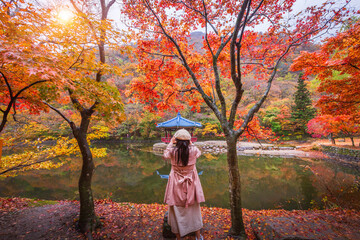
[[176, 233, 181, 240], [195, 230, 202, 240]]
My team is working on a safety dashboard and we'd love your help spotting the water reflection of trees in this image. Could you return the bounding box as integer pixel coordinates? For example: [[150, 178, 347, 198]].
[[306, 164, 360, 210], [0, 144, 359, 210]]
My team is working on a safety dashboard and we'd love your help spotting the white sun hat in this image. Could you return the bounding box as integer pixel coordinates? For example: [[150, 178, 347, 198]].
[[173, 129, 191, 140]]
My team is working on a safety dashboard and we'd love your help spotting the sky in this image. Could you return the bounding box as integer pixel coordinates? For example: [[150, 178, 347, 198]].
[[50, 0, 359, 37], [107, 0, 360, 35]]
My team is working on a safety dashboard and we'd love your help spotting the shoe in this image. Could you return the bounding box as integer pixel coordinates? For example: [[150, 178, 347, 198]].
[[196, 235, 204, 240]]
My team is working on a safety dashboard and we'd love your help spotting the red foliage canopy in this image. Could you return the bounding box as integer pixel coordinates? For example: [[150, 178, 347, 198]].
[[291, 20, 360, 119]]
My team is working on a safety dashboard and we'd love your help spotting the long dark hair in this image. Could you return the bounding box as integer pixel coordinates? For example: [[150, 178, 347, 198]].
[[175, 139, 190, 166]]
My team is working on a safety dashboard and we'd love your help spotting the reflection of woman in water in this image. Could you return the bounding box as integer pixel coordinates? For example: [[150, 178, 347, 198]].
[[163, 129, 205, 240]]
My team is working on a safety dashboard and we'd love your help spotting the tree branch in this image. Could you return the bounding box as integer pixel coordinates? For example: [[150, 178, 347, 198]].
[[240, 61, 274, 70], [235, 42, 297, 138], [179, 87, 198, 93], [13, 80, 47, 100], [88, 101, 99, 113], [0, 78, 47, 133], [228, 0, 254, 129], [0, 151, 75, 176], [202, 0, 214, 58], [232, 0, 346, 138], [177, 0, 219, 35], [43, 101, 74, 126], [12, 102, 17, 122], [165, 91, 175, 104], [68, 46, 85, 70], [349, 63, 359, 71], [246, 126, 263, 147], [230, 0, 251, 88], [142, 0, 222, 123], [68, 89, 85, 112], [105, 0, 116, 17], [139, 49, 179, 59], [0, 70, 13, 98]]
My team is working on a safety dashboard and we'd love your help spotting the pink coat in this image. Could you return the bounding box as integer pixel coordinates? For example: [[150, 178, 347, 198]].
[[163, 143, 205, 207]]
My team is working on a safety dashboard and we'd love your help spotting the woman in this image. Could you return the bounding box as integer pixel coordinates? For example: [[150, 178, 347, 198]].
[[163, 129, 205, 240]]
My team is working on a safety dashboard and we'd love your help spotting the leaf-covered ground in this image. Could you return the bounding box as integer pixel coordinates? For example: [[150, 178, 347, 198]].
[[0, 197, 359, 239]]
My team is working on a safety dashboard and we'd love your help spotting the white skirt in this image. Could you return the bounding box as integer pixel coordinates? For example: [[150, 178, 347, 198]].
[[168, 203, 203, 237]]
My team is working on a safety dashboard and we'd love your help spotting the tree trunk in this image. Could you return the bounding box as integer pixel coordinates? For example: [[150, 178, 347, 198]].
[[350, 137, 355, 147], [0, 138, 3, 162], [226, 136, 246, 239], [72, 115, 98, 236], [0, 103, 11, 134], [76, 134, 97, 233], [329, 133, 335, 145]]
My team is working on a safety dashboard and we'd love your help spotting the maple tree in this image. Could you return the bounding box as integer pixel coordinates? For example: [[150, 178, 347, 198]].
[[307, 114, 359, 146], [2, 0, 126, 236], [0, 1, 66, 134], [291, 19, 360, 145], [39, 0, 126, 236], [0, 1, 77, 176], [236, 116, 277, 143], [122, 0, 351, 237], [307, 115, 339, 144]]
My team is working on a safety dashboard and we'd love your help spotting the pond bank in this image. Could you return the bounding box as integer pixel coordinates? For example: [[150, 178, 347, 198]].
[[153, 140, 325, 159], [320, 145, 360, 171], [1, 197, 359, 240]]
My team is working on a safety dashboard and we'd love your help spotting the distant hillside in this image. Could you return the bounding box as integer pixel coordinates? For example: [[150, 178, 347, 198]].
[[190, 31, 204, 38], [189, 31, 205, 53]]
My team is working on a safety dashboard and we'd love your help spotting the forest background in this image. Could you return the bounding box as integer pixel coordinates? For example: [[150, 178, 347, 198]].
[[1, 29, 355, 144], [1, 0, 359, 172]]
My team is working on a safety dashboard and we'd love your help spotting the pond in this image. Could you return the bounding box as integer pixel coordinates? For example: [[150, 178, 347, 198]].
[[1, 143, 359, 210]]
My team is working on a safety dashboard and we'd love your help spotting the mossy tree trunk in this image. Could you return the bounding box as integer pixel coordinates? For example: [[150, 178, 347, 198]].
[[71, 110, 97, 234], [226, 136, 246, 237]]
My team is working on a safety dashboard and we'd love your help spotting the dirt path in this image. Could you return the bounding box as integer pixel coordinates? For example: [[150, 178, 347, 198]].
[[0, 202, 81, 240], [1, 198, 360, 240]]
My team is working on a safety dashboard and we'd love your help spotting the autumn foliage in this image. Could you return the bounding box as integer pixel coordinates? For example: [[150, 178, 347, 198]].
[[124, 0, 337, 113], [291, 20, 360, 143], [291, 21, 360, 118], [122, 0, 353, 236], [1, 0, 359, 238], [0, 0, 126, 176], [307, 114, 359, 145], [0, 3, 69, 133], [1, 1, 128, 236]]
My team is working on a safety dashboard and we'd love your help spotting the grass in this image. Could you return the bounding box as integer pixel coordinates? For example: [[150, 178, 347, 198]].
[[24, 198, 59, 207]]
